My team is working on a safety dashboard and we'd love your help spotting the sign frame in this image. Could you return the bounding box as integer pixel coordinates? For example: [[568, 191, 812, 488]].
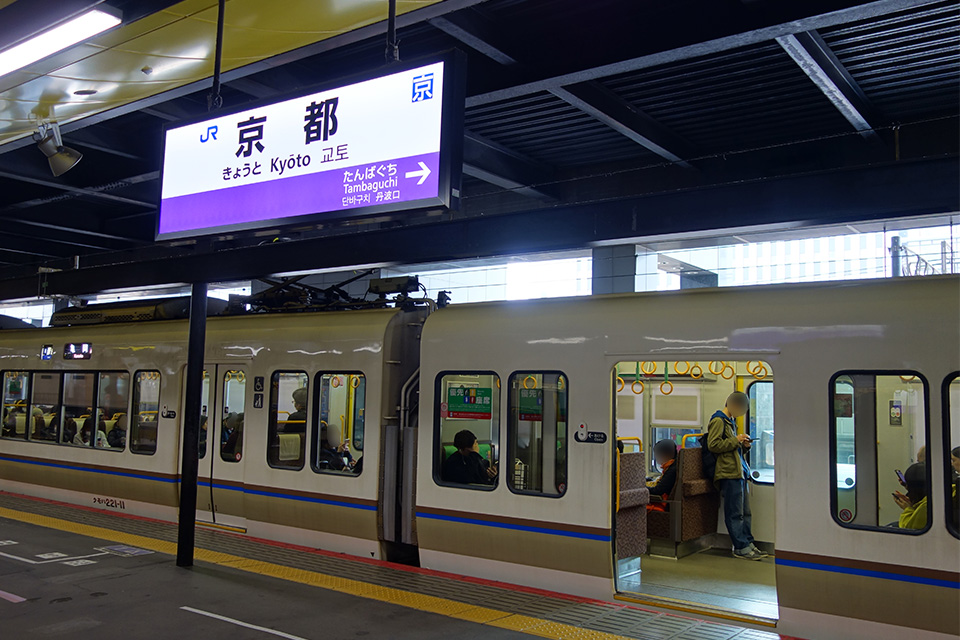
[[156, 50, 466, 241]]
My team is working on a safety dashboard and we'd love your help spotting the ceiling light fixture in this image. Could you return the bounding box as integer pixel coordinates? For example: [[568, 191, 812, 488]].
[[33, 122, 82, 177], [0, 7, 122, 80]]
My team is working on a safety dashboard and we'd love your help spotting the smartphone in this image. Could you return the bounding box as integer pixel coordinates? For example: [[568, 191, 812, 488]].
[[895, 469, 906, 485]]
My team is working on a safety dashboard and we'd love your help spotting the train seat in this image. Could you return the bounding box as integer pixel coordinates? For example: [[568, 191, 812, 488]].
[[617, 451, 650, 558], [442, 442, 493, 462], [647, 447, 720, 547]]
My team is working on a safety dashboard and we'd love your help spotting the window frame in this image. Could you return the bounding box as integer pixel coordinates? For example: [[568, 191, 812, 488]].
[[1, 371, 31, 441], [745, 379, 775, 485], [432, 370, 501, 492], [94, 371, 130, 452], [27, 371, 62, 445], [130, 370, 161, 456], [310, 370, 366, 477], [219, 368, 247, 463], [942, 371, 959, 540], [266, 370, 308, 471], [828, 369, 932, 535], [505, 370, 569, 499]]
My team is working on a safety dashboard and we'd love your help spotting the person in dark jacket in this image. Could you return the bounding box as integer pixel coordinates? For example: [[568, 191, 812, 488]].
[[707, 391, 766, 561], [441, 430, 497, 485], [647, 439, 678, 498]]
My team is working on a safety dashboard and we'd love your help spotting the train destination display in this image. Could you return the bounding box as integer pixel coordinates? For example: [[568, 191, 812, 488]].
[[157, 58, 458, 240]]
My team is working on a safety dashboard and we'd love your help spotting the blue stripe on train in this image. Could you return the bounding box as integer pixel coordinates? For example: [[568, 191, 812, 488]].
[[416, 510, 611, 542], [0, 454, 375, 512], [200, 480, 377, 511], [0, 453, 178, 483], [775, 558, 960, 589]]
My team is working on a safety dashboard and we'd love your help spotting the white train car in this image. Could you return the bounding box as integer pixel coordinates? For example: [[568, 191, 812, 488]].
[[1, 276, 957, 639]]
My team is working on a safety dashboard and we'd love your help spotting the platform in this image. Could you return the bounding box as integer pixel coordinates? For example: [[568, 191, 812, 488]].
[[0, 492, 781, 640]]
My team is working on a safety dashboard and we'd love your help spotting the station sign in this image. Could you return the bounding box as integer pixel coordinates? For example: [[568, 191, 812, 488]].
[[157, 54, 463, 240]]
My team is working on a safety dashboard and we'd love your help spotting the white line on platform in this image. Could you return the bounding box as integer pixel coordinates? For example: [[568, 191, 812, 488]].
[[0, 551, 108, 565], [0, 588, 26, 603], [180, 607, 310, 640]]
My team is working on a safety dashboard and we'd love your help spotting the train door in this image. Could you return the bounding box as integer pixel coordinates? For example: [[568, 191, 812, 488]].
[[188, 365, 248, 529], [612, 360, 778, 624]]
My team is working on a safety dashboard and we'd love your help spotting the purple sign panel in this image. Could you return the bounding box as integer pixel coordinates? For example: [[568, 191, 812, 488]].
[[157, 59, 457, 240], [159, 152, 440, 236]]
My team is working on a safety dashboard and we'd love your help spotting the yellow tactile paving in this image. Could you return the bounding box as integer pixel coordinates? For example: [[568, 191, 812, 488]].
[[0, 506, 628, 640]]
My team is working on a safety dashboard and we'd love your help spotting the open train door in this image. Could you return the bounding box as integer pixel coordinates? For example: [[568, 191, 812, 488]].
[[180, 364, 248, 532]]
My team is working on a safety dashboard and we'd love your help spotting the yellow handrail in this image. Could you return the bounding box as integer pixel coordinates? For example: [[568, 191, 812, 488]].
[[681, 433, 703, 448], [618, 436, 642, 451]]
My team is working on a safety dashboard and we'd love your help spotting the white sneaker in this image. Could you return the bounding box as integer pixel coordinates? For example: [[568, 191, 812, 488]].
[[749, 543, 769, 558]]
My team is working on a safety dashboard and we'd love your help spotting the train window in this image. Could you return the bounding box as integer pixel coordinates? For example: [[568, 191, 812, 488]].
[[435, 372, 500, 490], [220, 370, 246, 462], [131, 371, 160, 455], [30, 372, 61, 443], [747, 381, 774, 484], [62, 372, 97, 447], [507, 373, 568, 497], [312, 373, 364, 476], [830, 372, 929, 533], [198, 370, 211, 459], [944, 373, 959, 539], [96, 372, 129, 451], [268, 371, 308, 470], [1, 372, 30, 440]]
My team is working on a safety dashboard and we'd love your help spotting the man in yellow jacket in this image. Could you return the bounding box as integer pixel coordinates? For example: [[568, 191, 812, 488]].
[[707, 392, 767, 561]]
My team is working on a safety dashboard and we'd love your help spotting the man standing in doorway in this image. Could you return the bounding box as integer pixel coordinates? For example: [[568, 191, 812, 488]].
[[707, 391, 767, 561]]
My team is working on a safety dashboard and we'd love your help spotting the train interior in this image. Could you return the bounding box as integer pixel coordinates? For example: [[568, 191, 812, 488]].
[[613, 360, 777, 620], [612, 361, 937, 622]]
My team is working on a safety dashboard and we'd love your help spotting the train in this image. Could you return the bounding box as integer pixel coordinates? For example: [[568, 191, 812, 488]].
[[0, 275, 957, 640]]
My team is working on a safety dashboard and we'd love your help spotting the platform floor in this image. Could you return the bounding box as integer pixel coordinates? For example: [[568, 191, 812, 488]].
[[0, 492, 781, 640]]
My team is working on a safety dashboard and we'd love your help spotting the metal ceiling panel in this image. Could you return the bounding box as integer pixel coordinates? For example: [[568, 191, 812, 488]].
[[820, 0, 960, 120], [0, 0, 443, 146]]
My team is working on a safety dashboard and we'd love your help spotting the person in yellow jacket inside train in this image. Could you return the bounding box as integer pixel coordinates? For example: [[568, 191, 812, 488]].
[[707, 392, 767, 561], [893, 462, 928, 530]]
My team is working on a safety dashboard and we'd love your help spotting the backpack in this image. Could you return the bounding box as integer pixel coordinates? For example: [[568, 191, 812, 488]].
[[698, 432, 717, 480]]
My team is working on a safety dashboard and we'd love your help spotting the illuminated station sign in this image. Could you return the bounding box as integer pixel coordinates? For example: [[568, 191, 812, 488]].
[[157, 55, 463, 240]]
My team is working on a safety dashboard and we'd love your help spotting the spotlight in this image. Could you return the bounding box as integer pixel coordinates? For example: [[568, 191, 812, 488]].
[[33, 122, 82, 177]]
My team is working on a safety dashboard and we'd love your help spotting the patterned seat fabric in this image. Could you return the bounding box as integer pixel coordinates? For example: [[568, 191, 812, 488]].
[[617, 451, 649, 557], [648, 447, 720, 543]]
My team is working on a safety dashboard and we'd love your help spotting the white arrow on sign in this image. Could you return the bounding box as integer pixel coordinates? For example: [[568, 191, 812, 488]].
[[404, 161, 431, 185]]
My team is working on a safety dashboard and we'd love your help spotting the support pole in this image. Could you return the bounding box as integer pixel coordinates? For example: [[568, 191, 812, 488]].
[[177, 282, 207, 567], [385, 0, 399, 63], [207, 0, 226, 112], [890, 235, 901, 278]]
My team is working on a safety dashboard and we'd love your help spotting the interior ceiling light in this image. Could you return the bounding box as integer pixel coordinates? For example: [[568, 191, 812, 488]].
[[33, 122, 82, 177], [0, 7, 122, 80]]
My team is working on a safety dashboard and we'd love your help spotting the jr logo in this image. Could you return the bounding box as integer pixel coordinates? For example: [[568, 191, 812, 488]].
[[200, 125, 218, 143]]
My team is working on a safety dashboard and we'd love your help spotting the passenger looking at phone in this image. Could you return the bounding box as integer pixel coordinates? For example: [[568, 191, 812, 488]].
[[707, 392, 766, 561], [647, 439, 678, 498], [892, 462, 927, 530], [442, 429, 498, 485]]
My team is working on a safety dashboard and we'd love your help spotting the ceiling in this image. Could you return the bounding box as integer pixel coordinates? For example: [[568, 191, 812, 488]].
[[0, 0, 956, 288]]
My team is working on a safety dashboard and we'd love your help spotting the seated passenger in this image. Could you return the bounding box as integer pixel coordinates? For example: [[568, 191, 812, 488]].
[[107, 420, 126, 449], [441, 429, 497, 485], [647, 439, 678, 499], [892, 462, 927, 530], [198, 415, 208, 457], [285, 388, 308, 432], [222, 412, 242, 457], [61, 417, 77, 444], [75, 417, 108, 448], [951, 446, 960, 481], [317, 424, 355, 472]]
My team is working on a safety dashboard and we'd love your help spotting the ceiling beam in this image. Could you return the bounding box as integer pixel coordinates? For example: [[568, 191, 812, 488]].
[[227, 77, 281, 100], [0, 214, 145, 245], [0, 156, 954, 300], [463, 132, 556, 200], [549, 82, 695, 168], [67, 128, 146, 161], [428, 14, 518, 65], [465, 0, 936, 108], [0, 170, 157, 209], [776, 31, 881, 140]]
